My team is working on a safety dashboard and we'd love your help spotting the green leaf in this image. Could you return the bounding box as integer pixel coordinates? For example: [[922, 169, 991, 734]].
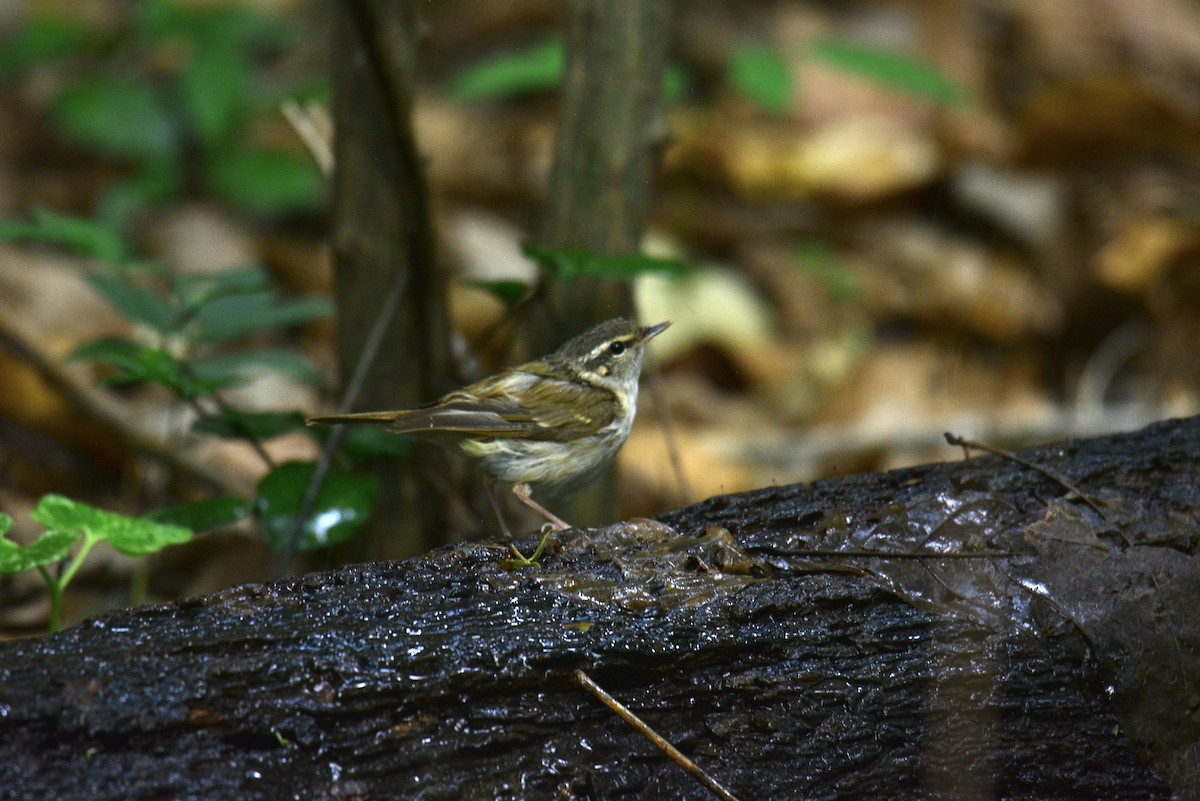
[[205, 148, 324, 214], [0, 17, 90, 81], [522, 244, 689, 282], [808, 39, 972, 108], [138, 0, 291, 52], [337, 426, 413, 460], [179, 45, 250, 146], [147, 496, 250, 532], [793, 241, 862, 303], [86, 273, 176, 333], [192, 409, 307, 440], [256, 462, 379, 553], [69, 337, 221, 395], [447, 38, 564, 101], [176, 265, 272, 310], [0, 529, 79, 574], [0, 514, 10, 537], [191, 349, 324, 387], [53, 76, 177, 161], [664, 64, 692, 104], [0, 207, 127, 264], [30, 494, 192, 557], [727, 45, 793, 115], [469, 279, 530, 308], [193, 292, 332, 346], [98, 157, 184, 225]]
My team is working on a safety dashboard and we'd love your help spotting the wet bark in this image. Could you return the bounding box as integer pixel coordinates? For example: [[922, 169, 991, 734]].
[[331, 1, 452, 557], [1, 417, 1197, 800], [527, 0, 673, 529]]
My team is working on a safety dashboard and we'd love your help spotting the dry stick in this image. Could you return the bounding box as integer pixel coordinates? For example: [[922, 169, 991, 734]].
[[776, 548, 1017, 560], [286, 1, 440, 567], [573, 669, 742, 801], [645, 362, 692, 507], [0, 304, 242, 497], [280, 99, 334, 177], [282, 272, 410, 568], [943, 432, 1110, 520], [980, 556, 1099, 660], [179, 377, 276, 473]]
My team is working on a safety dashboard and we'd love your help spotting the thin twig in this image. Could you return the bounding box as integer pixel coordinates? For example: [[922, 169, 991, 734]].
[[645, 359, 692, 507], [738, 405, 1168, 478], [281, 99, 334, 177], [0, 304, 243, 497], [574, 669, 741, 801], [768, 548, 1018, 560], [944, 432, 1109, 520], [179, 365, 276, 472], [282, 271, 410, 568]]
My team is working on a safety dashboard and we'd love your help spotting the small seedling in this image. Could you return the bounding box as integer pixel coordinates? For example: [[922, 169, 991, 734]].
[[0, 495, 193, 633]]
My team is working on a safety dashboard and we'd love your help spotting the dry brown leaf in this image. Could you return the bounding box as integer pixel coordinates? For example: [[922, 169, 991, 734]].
[[1094, 216, 1198, 295]]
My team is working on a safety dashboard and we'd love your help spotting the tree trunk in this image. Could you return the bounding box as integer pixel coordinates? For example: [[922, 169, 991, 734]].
[[530, 0, 673, 527], [330, 1, 453, 558], [1, 417, 1196, 800]]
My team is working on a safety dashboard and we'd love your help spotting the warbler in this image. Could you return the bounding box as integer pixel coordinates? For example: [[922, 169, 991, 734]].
[[308, 317, 669, 562]]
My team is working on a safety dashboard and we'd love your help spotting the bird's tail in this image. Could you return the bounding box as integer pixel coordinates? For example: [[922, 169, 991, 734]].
[[307, 410, 411, 426]]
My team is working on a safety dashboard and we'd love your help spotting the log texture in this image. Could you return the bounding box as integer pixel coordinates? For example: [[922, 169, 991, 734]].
[[1, 417, 1197, 800]]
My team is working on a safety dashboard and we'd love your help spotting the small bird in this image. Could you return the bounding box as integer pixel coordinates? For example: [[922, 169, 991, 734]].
[[308, 317, 669, 562]]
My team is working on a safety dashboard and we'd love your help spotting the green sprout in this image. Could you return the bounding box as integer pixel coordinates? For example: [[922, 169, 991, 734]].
[[0, 495, 194, 633]]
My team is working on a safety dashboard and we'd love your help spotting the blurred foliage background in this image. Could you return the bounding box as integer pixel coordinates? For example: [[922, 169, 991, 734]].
[[1, 0, 1198, 634]]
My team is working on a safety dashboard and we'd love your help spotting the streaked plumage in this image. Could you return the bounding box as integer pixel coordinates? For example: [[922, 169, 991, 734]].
[[309, 318, 669, 542]]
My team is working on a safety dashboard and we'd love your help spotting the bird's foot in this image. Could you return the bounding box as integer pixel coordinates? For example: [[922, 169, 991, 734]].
[[505, 524, 558, 568]]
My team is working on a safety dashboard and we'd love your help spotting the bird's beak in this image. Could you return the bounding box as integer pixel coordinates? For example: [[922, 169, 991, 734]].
[[640, 320, 670, 344]]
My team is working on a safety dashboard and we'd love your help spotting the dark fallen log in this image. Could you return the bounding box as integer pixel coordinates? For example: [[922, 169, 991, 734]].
[[1, 417, 1197, 800]]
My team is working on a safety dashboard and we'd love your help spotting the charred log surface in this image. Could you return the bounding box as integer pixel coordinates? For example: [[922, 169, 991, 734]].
[[1, 418, 1197, 800]]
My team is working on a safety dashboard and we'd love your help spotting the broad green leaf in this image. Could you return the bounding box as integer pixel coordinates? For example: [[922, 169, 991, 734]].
[[30, 494, 192, 557], [287, 78, 333, 107], [337, 425, 413, 460], [469, 279, 530, 309], [0, 529, 79, 574], [69, 337, 221, 396], [138, 0, 291, 52], [193, 292, 332, 346], [175, 266, 272, 313], [522, 244, 689, 282], [0, 514, 10, 537], [256, 462, 379, 553], [179, 45, 250, 146], [206, 148, 324, 214], [191, 349, 324, 387], [0, 17, 90, 80], [728, 45, 793, 115], [793, 241, 862, 303], [809, 39, 972, 108], [192, 409, 307, 440], [53, 76, 177, 161], [70, 336, 178, 380], [98, 157, 184, 226], [86, 273, 176, 333], [664, 64, 692, 104], [147, 496, 250, 532], [447, 39, 565, 101], [0, 207, 127, 264]]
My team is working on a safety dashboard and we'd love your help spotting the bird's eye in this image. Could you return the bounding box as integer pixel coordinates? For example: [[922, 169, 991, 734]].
[[608, 341, 626, 356]]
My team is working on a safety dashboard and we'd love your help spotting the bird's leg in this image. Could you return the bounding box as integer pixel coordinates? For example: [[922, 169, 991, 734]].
[[512, 482, 572, 530], [483, 479, 513, 538], [506, 482, 570, 567]]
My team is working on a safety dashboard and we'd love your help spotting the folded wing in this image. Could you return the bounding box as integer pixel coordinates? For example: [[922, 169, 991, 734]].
[[308, 368, 617, 443]]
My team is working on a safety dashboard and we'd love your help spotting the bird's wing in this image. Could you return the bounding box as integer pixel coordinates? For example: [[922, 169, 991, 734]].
[[390, 368, 617, 442]]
